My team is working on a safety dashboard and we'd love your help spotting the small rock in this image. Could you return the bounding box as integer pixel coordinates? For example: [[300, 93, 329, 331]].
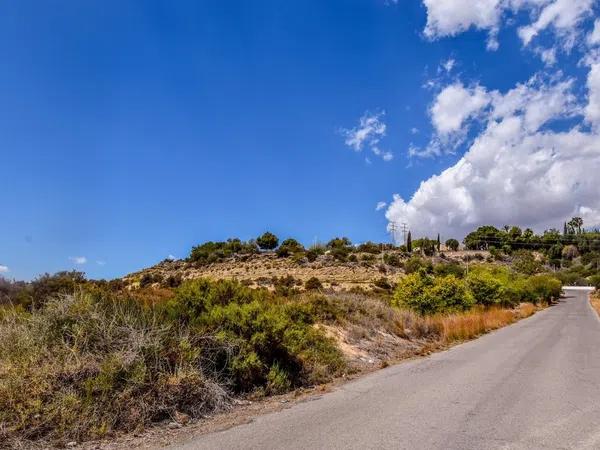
[[168, 421, 182, 429], [66, 442, 77, 448]]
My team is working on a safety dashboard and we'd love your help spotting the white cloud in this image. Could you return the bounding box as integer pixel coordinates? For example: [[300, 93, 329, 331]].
[[441, 58, 456, 73], [413, 75, 576, 159], [341, 111, 394, 162], [422, 0, 595, 50], [423, 0, 503, 42], [341, 111, 386, 151], [411, 127, 419, 134], [167, 254, 177, 261], [538, 47, 557, 65], [430, 82, 490, 141], [387, 72, 600, 237], [585, 62, 600, 127], [588, 19, 600, 46], [0, 265, 9, 273], [517, 0, 594, 47], [376, 201, 388, 211], [69, 256, 87, 265], [96, 260, 106, 266]]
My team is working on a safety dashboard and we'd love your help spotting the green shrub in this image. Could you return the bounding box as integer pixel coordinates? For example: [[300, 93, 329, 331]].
[[276, 238, 305, 257], [526, 274, 562, 304], [466, 270, 504, 306], [189, 239, 258, 265], [373, 277, 393, 292], [273, 275, 299, 297], [306, 246, 325, 262], [0, 279, 346, 445], [383, 253, 402, 267], [305, 277, 323, 291], [512, 250, 542, 275], [404, 256, 433, 274], [326, 237, 352, 249], [257, 232, 279, 251], [590, 274, 600, 289], [434, 262, 465, 278], [392, 272, 472, 315], [357, 241, 381, 254]]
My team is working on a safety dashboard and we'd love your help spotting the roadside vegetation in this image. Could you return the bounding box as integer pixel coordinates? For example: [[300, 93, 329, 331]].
[[4, 218, 596, 446]]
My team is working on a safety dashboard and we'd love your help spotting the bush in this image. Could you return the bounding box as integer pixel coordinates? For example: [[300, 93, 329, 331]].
[[272, 275, 299, 297], [276, 238, 305, 258], [526, 274, 562, 303], [373, 277, 393, 292], [306, 246, 325, 262], [190, 239, 258, 265], [590, 274, 600, 290], [357, 241, 381, 254], [326, 237, 352, 249], [257, 232, 279, 251], [434, 262, 465, 278], [466, 270, 504, 307], [305, 277, 323, 291], [393, 272, 473, 315], [383, 253, 402, 267], [0, 279, 345, 445], [511, 250, 542, 275], [404, 256, 432, 274]]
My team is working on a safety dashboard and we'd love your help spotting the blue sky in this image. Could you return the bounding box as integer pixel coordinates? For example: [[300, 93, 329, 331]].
[[1, 1, 599, 280]]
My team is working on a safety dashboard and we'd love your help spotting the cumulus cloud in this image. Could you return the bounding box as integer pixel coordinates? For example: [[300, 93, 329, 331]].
[[412, 75, 577, 159], [423, 0, 595, 50], [69, 256, 87, 265], [430, 82, 490, 138], [585, 62, 600, 127], [340, 111, 394, 162], [387, 73, 600, 237], [589, 19, 600, 46], [423, 0, 503, 44], [341, 111, 386, 151], [517, 0, 594, 48], [0, 265, 9, 273], [376, 201, 388, 211]]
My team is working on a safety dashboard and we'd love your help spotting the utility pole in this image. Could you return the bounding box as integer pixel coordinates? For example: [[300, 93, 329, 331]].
[[400, 223, 408, 246], [389, 222, 398, 245]]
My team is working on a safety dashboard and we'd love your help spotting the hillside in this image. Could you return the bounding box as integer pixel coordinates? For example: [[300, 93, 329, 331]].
[[122, 249, 491, 292]]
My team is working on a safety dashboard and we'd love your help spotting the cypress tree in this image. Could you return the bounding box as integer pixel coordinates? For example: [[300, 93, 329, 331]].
[[437, 233, 441, 252], [407, 231, 412, 253]]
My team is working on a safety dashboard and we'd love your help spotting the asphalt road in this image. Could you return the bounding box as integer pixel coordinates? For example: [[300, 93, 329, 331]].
[[174, 288, 600, 450]]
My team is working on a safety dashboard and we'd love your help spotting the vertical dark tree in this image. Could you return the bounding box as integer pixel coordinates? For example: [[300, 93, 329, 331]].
[[407, 231, 412, 253], [436, 234, 441, 252], [563, 222, 568, 236]]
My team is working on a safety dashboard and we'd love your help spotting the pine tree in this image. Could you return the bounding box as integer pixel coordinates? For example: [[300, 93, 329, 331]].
[[407, 231, 412, 253]]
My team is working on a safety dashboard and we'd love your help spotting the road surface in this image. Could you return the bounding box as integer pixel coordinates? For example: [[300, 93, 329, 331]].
[[173, 288, 600, 450]]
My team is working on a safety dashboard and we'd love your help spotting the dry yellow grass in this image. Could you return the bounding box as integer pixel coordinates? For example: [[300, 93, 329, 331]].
[[427, 303, 538, 344], [590, 291, 600, 316]]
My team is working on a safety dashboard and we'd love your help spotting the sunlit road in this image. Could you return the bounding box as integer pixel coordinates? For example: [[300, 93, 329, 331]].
[[172, 287, 600, 450]]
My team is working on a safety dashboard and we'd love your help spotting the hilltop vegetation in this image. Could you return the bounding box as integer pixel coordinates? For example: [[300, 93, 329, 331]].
[[2, 218, 597, 446]]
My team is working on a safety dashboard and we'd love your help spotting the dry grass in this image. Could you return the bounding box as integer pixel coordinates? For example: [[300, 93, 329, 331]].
[[305, 293, 540, 368], [590, 291, 600, 316], [426, 303, 538, 344]]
